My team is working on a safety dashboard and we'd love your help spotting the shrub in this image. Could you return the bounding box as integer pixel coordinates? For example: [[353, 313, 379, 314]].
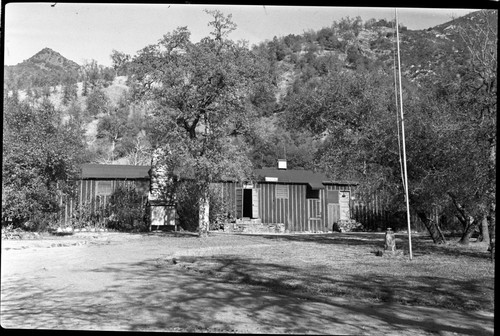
[[69, 200, 109, 230], [86, 89, 111, 117], [209, 184, 232, 230], [106, 184, 148, 232], [175, 182, 200, 232], [333, 219, 364, 232], [176, 181, 233, 232]]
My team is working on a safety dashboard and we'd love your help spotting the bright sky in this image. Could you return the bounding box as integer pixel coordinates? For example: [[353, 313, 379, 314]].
[[4, 3, 479, 67]]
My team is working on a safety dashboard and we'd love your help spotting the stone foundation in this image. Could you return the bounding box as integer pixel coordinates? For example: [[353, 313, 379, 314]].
[[223, 222, 286, 234]]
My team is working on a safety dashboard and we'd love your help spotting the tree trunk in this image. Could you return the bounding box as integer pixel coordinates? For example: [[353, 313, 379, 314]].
[[455, 214, 468, 232], [417, 212, 446, 244], [109, 139, 116, 162], [459, 216, 477, 245], [478, 216, 490, 243], [488, 203, 495, 262], [198, 186, 210, 237]]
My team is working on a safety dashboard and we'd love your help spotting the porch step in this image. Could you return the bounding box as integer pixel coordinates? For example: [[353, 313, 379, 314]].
[[235, 218, 262, 225], [224, 221, 285, 234]]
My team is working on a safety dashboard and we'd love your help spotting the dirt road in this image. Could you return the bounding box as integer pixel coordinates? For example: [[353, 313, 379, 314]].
[[1, 232, 494, 334]]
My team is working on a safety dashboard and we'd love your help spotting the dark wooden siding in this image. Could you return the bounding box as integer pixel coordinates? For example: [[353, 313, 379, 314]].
[[258, 182, 312, 232], [60, 178, 362, 231], [215, 181, 357, 232], [60, 179, 149, 225]]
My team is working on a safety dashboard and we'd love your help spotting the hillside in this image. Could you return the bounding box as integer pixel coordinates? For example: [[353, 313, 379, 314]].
[[5, 10, 492, 168], [4, 48, 81, 90], [258, 10, 498, 98]]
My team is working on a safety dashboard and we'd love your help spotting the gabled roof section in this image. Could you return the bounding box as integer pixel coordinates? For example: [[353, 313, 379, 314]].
[[254, 168, 359, 189], [254, 168, 328, 189], [81, 164, 150, 179]]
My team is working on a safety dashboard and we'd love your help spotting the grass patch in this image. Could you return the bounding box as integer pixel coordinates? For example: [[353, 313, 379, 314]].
[[169, 232, 494, 312]]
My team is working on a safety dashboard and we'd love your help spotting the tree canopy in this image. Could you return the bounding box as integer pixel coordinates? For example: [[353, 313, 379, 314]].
[[128, 10, 271, 235], [2, 96, 86, 230]]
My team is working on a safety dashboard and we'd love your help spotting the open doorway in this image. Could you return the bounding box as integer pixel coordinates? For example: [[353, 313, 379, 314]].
[[243, 189, 253, 218]]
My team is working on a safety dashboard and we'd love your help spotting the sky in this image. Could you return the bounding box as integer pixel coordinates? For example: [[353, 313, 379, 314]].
[[4, 3, 481, 67]]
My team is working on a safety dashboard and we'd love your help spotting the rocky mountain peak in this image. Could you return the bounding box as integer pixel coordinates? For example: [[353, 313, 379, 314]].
[[24, 47, 80, 70]]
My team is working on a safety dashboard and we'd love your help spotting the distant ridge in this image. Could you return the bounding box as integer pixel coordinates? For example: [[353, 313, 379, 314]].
[[4, 47, 81, 90], [22, 47, 80, 70]]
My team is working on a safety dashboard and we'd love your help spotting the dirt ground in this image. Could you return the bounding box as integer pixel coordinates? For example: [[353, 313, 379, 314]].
[[1, 232, 494, 335]]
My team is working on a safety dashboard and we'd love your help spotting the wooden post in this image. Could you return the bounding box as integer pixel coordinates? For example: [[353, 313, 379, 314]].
[[396, 8, 413, 260], [385, 228, 396, 252]]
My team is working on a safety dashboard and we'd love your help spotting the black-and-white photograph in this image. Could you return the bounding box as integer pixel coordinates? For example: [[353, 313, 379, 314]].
[[2, 3, 496, 334]]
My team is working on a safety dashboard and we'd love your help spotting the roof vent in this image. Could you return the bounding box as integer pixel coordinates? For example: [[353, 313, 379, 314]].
[[277, 159, 287, 170]]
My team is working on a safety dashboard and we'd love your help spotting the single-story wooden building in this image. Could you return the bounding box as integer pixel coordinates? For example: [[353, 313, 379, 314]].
[[217, 160, 358, 232], [60, 164, 150, 225], [61, 161, 358, 232]]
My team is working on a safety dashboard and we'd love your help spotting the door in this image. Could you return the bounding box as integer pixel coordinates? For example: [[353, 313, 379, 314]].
[[327, 190, 340, 230], [308, 199, 322, 231], [240, 187, 259, 219], [339, 191, 350, 220], [252, 188, 259, 219], [327, 203, 340, 230], [243, 189, 253, 218]]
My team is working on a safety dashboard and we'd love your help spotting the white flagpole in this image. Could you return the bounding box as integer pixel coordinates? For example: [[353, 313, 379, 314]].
[[395, 8, 413, 260]]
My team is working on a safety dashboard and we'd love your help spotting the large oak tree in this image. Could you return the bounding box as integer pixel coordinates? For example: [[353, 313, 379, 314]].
[[129, 10, 269, 235]]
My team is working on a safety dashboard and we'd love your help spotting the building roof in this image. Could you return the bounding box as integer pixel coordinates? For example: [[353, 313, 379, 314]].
[[79, 164, 358, 187], [80, 164, 150, 179], [254, 168, 346, 189]]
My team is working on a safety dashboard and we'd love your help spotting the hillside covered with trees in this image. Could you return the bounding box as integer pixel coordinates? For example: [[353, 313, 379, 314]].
[[2, 10, 496, 248]]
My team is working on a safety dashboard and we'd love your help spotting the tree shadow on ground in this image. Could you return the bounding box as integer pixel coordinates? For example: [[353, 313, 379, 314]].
[[249, 232, 492, 260], [248, 232, 384, 247], [398, 234, 492, 260], [1, 253, 493, 334]]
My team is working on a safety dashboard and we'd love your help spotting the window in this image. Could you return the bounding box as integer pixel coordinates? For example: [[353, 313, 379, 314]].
[[306, 185, 320, 199], [96, 181, 113, 196], [275, 185, 289, 199], [327, 190, 339, 203]]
